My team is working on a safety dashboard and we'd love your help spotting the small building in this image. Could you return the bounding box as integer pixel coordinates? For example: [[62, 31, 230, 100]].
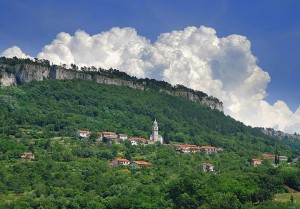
[[130, 161, 152, 168], [109, 158, 131, 166], [262, 153, 276, 160], [101, 132, 118, 139], [202, 162, 214, 172], [99, 132, 119, 141], [128, 137, 146, 145], [129, 140, 139, 146], [77, 130, 91, 138], [279, 156, 288, 161], [172, 144, 200, 153], [292, 158, 299, 163], [199, 146, 222, 154], [251, 158, 262, 166], [20, 152, 35, 162], [118, 134, 128, 140]]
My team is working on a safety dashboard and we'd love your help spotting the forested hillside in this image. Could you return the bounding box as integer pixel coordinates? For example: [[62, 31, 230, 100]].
[[0, 78, 296, 157], [0, 60, 300, 208]]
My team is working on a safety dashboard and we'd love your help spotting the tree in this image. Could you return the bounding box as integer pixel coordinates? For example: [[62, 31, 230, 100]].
[[275, 149, 280, 165], [102, 137, 110, 143]]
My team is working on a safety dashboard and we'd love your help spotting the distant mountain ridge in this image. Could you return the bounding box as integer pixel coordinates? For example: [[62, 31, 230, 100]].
[[0, 57, 223, 111], [261, 127, 300, 140]]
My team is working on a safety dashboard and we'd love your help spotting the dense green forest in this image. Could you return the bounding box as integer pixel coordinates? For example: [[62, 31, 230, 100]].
[[0, 58, 300, 208]]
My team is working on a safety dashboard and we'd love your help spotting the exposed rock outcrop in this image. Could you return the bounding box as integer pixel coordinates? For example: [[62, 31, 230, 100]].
[[159, 89, 223, 111], [0, 63, 223, 111], [0, 72, 16, 87]]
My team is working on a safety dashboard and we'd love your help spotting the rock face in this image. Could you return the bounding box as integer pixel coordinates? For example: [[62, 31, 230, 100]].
[[0, 64, 223, 111], [0, 72, 16, 87], [159, 89, 223, 111], [15, 65, 51, 84]]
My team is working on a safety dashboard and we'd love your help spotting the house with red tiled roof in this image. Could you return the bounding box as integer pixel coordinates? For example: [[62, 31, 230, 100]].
[[109, 158, 131, 166], [171, 144, 201, 153], [262, 153, 276, 160], [101, 132, 118, 139], [128, 137, 146, 145], [130, 161, 152, 168], [251, 158, 262, 166], [202, 162, 214, 172], [200, 146, 222, 154], [20, 152, 35, 162], [77, 130, 91, 138], [99, 131, 119, 142]]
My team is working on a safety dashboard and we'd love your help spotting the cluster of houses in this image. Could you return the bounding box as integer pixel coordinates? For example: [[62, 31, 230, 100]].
[[77, 120, 223, 157], [109, 158, 216, 173], [169, 144, 222, 154], [77, 119, 164, 145], [77, 130, 148, 145], [251, 153, 289, 166], [62, 120, 299, 170]]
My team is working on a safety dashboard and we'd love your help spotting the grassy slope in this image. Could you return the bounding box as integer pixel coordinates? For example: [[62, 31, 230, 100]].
[[274, 193, 300, 204]]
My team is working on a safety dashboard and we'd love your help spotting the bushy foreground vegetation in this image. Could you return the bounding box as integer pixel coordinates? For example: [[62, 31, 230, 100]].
[[0, 137, 299, 209]]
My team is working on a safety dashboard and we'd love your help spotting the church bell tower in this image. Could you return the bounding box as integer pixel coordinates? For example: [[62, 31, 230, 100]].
[[150, 119, 163, 144], [152, 119, 159, 141]]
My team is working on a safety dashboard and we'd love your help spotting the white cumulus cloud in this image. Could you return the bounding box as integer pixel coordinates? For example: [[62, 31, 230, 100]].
[[1, 46, 32, 59], [1, 26, 300, 134]]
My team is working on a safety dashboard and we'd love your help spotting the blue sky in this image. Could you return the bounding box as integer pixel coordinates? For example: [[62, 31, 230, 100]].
[[1, 0, 300, 132]]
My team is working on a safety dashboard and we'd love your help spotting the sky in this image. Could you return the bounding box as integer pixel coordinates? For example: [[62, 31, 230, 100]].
[[1, 0, 300, 133]]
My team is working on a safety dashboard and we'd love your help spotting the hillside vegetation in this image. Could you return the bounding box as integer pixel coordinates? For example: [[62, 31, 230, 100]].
[[0, 58, 300, 208], [0, 78, 295, 157]]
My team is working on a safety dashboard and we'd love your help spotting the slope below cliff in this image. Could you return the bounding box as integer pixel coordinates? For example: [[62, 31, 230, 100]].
[[0, 57, 223, 111]]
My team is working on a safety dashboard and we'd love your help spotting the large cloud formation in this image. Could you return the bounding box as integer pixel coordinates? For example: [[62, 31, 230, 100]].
[[2, 26, 300, 133]]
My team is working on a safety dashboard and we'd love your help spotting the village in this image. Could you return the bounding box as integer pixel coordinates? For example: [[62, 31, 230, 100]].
[[18, 119, 295, 173]]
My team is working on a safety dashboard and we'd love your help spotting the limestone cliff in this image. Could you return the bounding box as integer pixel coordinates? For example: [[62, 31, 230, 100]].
[[159, 89, 223, 111], [0, 61, 223, 111]]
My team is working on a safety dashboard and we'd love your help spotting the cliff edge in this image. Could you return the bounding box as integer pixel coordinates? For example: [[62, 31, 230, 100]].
[[0, 57, 223, 111]]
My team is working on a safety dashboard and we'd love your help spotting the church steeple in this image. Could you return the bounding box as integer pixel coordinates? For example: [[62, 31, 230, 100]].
[[152, 119, 159, 140], [150, 119, 163, 144]]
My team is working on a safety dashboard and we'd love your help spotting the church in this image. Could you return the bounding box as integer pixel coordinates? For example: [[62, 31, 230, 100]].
[[149, 119, 164, 144]]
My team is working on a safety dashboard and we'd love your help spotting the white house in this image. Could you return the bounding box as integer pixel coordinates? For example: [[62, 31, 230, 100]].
[[130, 140, 138, 146], [118, 134, 128, 140], [77, 130, 91, 138], [128, 137, 146, 145], [199, 146, 222, 154], [172, 144, 201, 153], [279, 156, 288, 161], [202, 163, 214, 172]]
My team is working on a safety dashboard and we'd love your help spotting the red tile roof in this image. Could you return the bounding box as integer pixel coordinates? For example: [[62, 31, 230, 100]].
[[78, 130, 90, 133], [262, 154, 276, 159], [129, 137, 146, 141], [252, 158, 262, 162], [115, 158, 130, 163], [133, 161, 152, 166], [101, 132, 117, 135]]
